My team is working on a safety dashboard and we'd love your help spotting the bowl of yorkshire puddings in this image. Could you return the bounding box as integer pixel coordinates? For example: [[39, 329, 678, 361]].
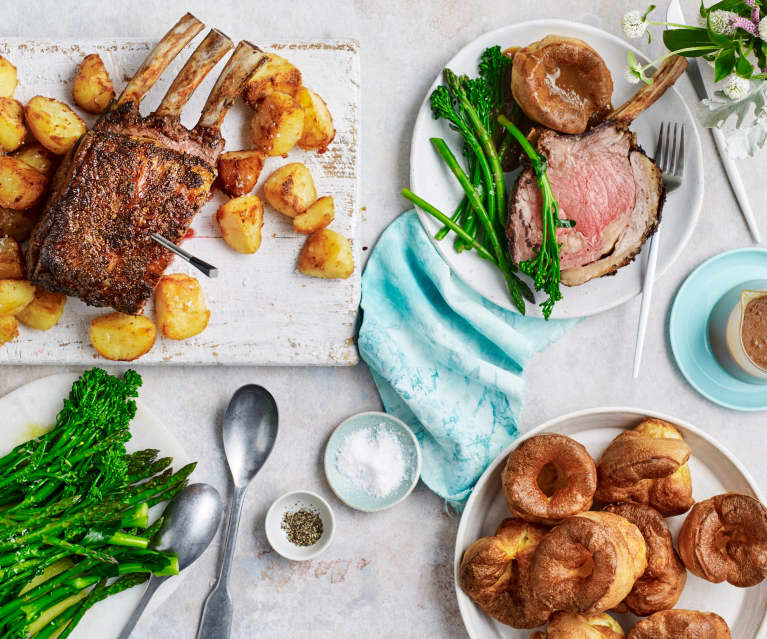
[[455, 408, 767, 639]]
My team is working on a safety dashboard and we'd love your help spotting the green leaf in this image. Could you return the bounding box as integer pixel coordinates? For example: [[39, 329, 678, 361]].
[[736, 42, 755, 78], [707, 0, 751, 12], [715, 48, 737, 82], [662, 27, 716, 52]]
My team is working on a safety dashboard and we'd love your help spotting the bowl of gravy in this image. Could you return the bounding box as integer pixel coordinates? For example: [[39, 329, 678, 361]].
[[709, 280, 767, 384]]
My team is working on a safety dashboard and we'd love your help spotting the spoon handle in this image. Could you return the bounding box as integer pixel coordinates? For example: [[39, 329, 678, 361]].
[[196, 485, 246, 639], [118, 576, 164, 639]]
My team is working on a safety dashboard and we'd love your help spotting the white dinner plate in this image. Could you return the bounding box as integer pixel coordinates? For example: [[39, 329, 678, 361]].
[[410, 20, 704, 318], [454, 407, 767, 638], [0, 373, 192, 639]]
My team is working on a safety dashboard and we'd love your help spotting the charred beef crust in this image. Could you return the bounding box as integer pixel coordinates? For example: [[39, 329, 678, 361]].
[[96, 101, 225, 165], [26, 129, 216, 314]]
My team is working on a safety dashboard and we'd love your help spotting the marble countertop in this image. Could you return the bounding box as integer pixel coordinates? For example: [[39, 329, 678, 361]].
[[3, 0, 766, 637]]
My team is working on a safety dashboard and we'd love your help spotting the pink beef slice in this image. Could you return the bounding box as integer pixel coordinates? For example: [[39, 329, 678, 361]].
[[507, 123, 663, 287]]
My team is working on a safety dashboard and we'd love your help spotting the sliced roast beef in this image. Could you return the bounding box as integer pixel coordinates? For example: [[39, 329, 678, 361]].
[[508, 123, 663, 286]]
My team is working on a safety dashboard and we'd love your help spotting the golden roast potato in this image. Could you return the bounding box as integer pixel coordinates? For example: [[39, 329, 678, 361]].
[[72, 54, 115, 114], [16, 288, 66, 331], [154, 273, 210, 340], [13, 143, 58, 178], [0, 156, 48, 210], [0, 314, 18, 345], [296, 87, 335, 153], [242, 53, 302, 106], [293, 195, 334, 234], [0, 56, 17, 98], [0, 236, 24, 279], [0, 279, 35, 315], [263, 162, 317, 218], [216, 195, 264, 254], [298, 229, 354, 279], [217, 150, 265, 197], [0, 98, 27, 152], [250, 92, 304, 157], [25, 96, 87, 155], [90, 312, 156, 361]]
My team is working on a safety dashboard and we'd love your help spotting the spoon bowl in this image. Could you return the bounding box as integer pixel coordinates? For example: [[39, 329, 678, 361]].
[[153, 483, 224, 568], [222, 385, 279, 486]]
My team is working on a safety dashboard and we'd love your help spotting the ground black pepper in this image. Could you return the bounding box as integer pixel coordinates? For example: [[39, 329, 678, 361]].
[[281, 507, 323, 547]]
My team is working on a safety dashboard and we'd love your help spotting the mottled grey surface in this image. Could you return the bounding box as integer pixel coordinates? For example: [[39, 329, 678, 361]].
[[3, 1, 766, 637]]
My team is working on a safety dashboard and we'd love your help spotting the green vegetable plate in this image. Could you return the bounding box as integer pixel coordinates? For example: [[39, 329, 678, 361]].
[[0, 372, 191, 638], [409, 19, 704, 319], [670, 248, 767, 411], [324, 411, 422, 512]]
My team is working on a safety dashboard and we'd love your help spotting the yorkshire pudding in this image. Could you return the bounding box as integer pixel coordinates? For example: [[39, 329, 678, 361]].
[[603, 502, 686, 616], [511, 35, 613, 134], [531, 612, 625, 639], [531, 511, 647, 614], [595, 419, 694, 516], [678, 493, 767, 587], [628, 610, 731, 639], [458, 518, 552, 628], [502, 433, 597, 525]]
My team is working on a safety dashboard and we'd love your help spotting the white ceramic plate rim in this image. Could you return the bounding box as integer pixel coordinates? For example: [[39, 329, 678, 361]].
[[453, 406, 767, 639], [669, 247, 767, 412], [409, 19, 704, 318], [324, 411, 423, 512]]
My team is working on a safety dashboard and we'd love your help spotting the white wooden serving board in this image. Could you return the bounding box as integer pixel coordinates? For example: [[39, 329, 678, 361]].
[[0, 37, 361, 365]]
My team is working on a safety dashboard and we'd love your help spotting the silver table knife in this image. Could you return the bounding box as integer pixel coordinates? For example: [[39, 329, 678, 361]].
[[666, 0, 760, 242]]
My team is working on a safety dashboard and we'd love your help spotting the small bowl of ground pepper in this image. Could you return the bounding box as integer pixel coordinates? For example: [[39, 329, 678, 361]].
[[265, 490, 335, 561]]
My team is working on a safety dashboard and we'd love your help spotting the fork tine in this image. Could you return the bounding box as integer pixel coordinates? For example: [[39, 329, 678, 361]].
[[655, 122, 666, 171], [663, 123, 672, 175], [676, 125, 685, 177], [670, 123, 679, 175]]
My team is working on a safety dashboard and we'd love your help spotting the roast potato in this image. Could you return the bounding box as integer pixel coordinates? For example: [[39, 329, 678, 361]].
[[0, 315, 18, 345], [0, 208, 37, 242], [263, 162, 317, 218], [0, 56, 17, 98], [293, 196, 334, 234], [16, 288, 66, 330], [296, 87, 335, 152], [154, 273, 210, 340], [0, 237, 24, 279], [242, 53, 302, 106], [0, 157, 48, 210], [0, 98, 26, 152], [0, 279, 35, 315], [90, 312, 156, 361], [216, 195, 264, 254], [72, 54, 115, 114], [217, 150, 265, 197], [250, 92, 304, 157], [13, 143, 58, 178], [298, 229, 354, 279], [25, 96, 87, 155]]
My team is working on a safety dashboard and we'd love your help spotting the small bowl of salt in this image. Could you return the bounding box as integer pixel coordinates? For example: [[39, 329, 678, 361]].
[[324, 411, 422, 512]]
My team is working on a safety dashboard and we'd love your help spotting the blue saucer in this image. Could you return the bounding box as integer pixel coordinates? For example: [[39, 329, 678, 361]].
[[670, 248, 767, 411], [324, 412, 422, 512]]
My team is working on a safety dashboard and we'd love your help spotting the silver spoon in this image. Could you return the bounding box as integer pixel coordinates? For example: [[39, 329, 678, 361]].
[[118, 483, 224, 639], [197, 385, 279, 639]]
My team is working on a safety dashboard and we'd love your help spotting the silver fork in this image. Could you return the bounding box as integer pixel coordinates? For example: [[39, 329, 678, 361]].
[[632, 122, 685, 378]]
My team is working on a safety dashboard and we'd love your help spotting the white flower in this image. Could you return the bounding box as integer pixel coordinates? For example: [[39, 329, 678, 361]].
[[624, 66, 642, 84], [759, 18, 767, 41], [723, 75, 751, 100], [622, 10, 648, 39], [709, 10, 737, 35]]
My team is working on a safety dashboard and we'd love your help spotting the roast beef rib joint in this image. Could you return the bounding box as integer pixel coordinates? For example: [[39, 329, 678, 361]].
[[26, 14, 266, 314], [507, 55, 688, 287]]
